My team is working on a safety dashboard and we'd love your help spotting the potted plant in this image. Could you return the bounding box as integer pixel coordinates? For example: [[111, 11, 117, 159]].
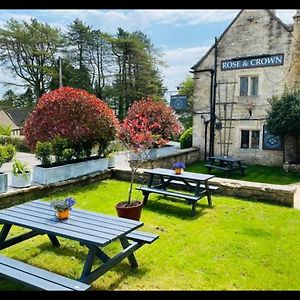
[[23, 87, 119, 185], [11, 159, 31, 188], [0, 144, 16, 193], [115, 115, 161, 220], [173, 162, 186, 175], [50, 197, 76, 220]]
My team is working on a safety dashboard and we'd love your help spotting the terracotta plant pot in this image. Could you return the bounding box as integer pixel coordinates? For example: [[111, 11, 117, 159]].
[[175, 168, 183, 174], [56, 209, 70, 220], [115, 201, 143, 221]]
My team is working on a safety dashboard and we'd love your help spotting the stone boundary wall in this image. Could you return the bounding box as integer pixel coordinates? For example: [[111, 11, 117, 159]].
[[113, 169, 297, 207]]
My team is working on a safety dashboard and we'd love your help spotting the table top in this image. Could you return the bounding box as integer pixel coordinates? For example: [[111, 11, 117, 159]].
[[209, 155, 242, 163], [143, 168, 215, 181], [0, 200, 143, 247]]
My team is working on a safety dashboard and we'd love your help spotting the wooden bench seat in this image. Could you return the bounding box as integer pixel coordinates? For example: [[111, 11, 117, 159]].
[[204, 164, 231, 171], [126, 230, 159, 244], [0, 255, 90, 291], [169, 180, 219, 192], [136, 186, 201, 202]]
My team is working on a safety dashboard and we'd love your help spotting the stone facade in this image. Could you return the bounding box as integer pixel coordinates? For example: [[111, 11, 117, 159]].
[[192, 9, 300, 166]]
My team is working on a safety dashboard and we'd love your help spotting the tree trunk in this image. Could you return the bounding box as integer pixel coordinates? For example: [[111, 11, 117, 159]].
[[284, 133, 299, 163]]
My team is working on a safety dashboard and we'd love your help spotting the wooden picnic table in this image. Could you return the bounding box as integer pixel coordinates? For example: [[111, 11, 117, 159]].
[[136, 168, 216, 215], [0, 200, 158, 290], [204, 155, 246, 177]]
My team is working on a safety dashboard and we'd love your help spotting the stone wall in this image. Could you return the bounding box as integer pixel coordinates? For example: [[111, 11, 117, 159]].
[[113, 169, 297, 207]]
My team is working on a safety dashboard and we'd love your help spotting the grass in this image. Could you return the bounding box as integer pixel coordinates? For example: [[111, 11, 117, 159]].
[[1, 179, 300, 290], [186, 160, 300, 185]]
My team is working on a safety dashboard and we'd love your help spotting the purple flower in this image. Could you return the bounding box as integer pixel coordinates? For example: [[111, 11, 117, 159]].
[[173, 162, 185, 169], [51, 197, 76, 211]]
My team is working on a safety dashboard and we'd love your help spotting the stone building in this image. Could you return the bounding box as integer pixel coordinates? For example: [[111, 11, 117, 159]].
[[191, 9, 300, 166]]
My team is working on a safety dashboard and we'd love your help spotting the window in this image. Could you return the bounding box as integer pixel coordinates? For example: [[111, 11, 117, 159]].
[[241, 130, 260, 149], [239, 76, 259, 96]]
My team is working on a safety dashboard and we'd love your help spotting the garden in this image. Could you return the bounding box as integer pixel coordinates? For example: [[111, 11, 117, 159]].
[[1, 179, 300, 290], [1, 86, 300, 291]]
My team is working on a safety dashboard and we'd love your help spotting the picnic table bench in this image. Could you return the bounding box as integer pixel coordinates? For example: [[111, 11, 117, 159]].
[[0, 200, 158, 290], [0, 255, 90, 291], [136, 168, 215, 215], [204, 155, 246, 178]]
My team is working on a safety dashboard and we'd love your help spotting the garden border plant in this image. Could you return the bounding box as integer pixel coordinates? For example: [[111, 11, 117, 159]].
[[23, 87, 119, 184]]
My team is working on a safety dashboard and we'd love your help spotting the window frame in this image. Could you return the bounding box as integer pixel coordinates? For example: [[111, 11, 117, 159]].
[[240, 129, 260, 149], [239, 75, 259, 96]]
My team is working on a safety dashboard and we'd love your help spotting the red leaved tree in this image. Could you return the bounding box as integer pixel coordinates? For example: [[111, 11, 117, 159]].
[[118, 98, 183, 206], [23, 86, 119, 156], [125, 96, 183, 146]]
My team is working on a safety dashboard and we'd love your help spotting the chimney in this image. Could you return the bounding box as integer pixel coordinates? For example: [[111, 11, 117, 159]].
[[286, 10, 300, 88]]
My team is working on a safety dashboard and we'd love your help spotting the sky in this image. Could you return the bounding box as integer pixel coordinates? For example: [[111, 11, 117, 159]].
[[0, 9, 297, 100]]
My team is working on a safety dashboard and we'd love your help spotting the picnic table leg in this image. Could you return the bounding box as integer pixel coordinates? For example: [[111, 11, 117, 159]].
[[204, 181, 212, 206], [0, 224, 11, 245], [47, 234, 60, 247], [80, 246, 97, 282], [120, 236, 138, 268], [142, 191, 150, 206], [143, 174, 155, 205], [191, 202, 197, 216], [0, 225, 41, 250]]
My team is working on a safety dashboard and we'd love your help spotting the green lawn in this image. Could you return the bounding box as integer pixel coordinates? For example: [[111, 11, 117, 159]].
[[1, 179, 300, 290], [187, 161, 300, 185]]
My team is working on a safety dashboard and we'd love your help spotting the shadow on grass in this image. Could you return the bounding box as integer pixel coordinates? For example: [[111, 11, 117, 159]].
[[143, 196, 212, 220], [91, 263, 150, 290]]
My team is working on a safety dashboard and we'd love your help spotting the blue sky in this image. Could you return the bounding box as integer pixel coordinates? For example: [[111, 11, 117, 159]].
[[0, 9, 297, 99]]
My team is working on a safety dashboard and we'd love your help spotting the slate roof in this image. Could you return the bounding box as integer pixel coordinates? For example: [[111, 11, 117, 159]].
[[4, 107, 31, 127]]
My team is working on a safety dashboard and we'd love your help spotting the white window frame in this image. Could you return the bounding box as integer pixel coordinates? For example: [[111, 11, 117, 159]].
[[239, 75, 259, 96], [241, 129, 260, 149]]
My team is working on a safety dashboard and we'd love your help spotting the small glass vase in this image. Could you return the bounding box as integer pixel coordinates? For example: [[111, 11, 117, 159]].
[[56, 209, 70, 220]]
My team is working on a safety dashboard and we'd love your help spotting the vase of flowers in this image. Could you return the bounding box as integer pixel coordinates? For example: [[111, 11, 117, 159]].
[[50, 197, 76, 220], [173, 162, 185, 175]]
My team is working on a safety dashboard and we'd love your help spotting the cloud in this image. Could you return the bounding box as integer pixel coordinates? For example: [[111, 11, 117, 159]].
[[160, 46, 210, 94]]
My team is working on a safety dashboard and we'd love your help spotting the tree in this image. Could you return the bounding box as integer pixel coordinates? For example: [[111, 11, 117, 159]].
[[177, 74, 194, 130], [110, 28, 166, 119], [63, 19, 94, 93], [266, 86, 300, 163], [0, 18, 63, 98], [14, 88, 35, 108]]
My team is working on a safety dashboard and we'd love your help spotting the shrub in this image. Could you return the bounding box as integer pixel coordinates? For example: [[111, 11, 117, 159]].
[[125, 97, 183, 147], [35, 141, 52, 167], [23, 86, 119, 156], [180, 127, 193, 149], [0, 136, 31, 153], [0, 124, 12, 136], [0, 144, 16, 168]]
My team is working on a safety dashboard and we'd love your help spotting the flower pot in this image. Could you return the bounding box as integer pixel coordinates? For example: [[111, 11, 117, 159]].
[[115, 201, 143, 221], [11, 171, 31, 188], [56, 209, 70, 220], [175, 168, 183, 174], [0, 173, 8, 193], [108, 157, 115, 168]]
